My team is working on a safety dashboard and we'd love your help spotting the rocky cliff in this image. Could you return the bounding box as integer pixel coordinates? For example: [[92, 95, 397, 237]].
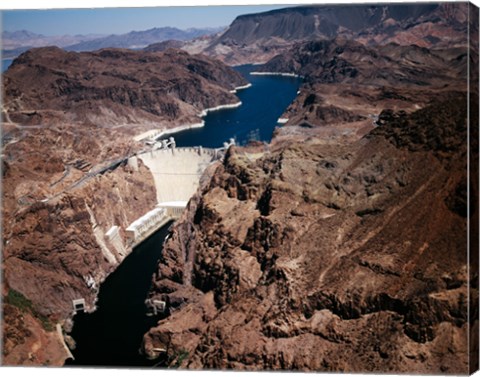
[[142, 4, 478, 373], [1, 46, 246, 365], [143, 92, 477, 373], [188, 3, 471, 65]]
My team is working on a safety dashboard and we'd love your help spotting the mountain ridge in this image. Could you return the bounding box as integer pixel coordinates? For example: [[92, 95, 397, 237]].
[[1, 26, 224, 59], [186, 3, 470, 65], [1, 30, 104, 53], [3, 46, 246, 129], [66, 26, 225, 51]]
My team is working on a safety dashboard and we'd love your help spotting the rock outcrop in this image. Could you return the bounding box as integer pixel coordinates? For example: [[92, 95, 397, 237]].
[[187, 3, 472, 65], [143, 92, 477, 373], [3, 47, 246, 133]]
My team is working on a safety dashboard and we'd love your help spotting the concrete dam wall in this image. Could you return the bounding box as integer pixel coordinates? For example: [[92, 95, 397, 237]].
[[138, 147, 218, 204], [115, 146, 223, 249], [83, 145, 224, 259]]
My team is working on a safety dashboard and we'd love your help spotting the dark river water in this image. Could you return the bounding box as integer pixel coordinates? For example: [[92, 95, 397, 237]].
[[66, 65, 301, 368], [66, 225, 171, 367]]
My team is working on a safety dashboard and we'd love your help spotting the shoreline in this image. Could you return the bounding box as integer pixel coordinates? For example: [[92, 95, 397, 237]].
[[133, 122, 205, 142], [229, 83, 252, 93], [134, 101, 243, 142], [198, 101, 242, 117], [250, 71, 302, 78], [153, 121, 206, 139]]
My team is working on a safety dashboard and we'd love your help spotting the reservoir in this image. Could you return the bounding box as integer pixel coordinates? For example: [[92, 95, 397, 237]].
[[2, 59, 14, 73], [163, 64, 301, 147], [66, 65, 301, 367]]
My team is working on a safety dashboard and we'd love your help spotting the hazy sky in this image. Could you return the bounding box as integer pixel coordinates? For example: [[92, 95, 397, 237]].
[[2, 5, 291, 36]]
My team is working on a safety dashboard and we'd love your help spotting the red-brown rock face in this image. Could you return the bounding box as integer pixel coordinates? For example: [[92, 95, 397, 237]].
[[142, 92, 477, 373], [3, 47, 247, 130], [188, 3, 472, 65], [2, 3, 478, 371], [144, 12, 478, 367]]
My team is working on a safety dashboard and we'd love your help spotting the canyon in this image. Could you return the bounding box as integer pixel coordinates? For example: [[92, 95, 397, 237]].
[[1, 2, 479, 373], [143, 92, 477, 373], [1, 46, 246, 365], [141, 2, 479, 373]]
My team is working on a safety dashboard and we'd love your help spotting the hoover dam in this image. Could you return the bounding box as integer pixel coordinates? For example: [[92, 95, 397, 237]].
[[123, 141, 234, 249]]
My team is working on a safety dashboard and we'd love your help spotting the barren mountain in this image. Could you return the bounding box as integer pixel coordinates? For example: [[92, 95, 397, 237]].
[[1, 27, 223, 60], [2, 30, 104, 51], [66, 27, 224, 52], [255, 38, 473, 141], [3, 46, 246, 132], [186, 3, 471, 64], [142, 92, 478, 374], [1, 2, 478, 372]]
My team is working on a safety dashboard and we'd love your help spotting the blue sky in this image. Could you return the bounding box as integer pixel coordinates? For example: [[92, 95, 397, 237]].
[[2, 5, 290, 36]]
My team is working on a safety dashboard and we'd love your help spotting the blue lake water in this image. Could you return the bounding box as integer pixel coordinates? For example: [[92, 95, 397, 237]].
[[66, 65, 301, 368], [2, 59, 13, 72], [163, 64, 301, 147]]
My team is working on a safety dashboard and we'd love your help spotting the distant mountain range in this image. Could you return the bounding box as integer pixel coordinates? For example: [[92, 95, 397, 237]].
[[2, 30, 104, 58], [2, 26, 224, 59], [65, 26, 225, 51]]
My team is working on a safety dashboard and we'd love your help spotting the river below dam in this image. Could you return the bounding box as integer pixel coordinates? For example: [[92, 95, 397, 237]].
[[66, 65, 301, 368], [65, 225, 171, 367]]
